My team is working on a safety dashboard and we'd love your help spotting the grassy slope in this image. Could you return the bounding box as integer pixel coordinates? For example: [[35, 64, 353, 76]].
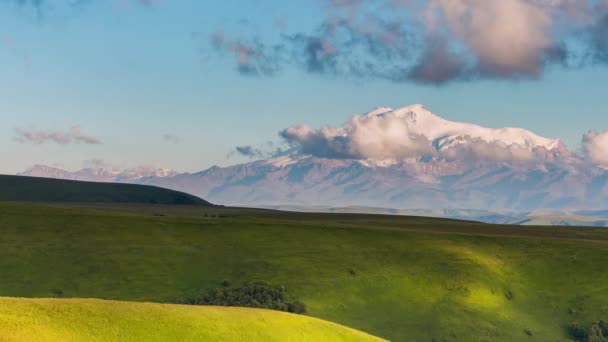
[[0, 297, 383, 342], [1, 202, 607, 341], [0, 175, 210, 205]]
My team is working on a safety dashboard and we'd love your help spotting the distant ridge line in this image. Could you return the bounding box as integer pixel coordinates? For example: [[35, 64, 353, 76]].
[[0, 175, 212, 206]]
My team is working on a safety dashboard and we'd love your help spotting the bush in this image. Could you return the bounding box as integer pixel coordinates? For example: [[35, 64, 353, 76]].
[[568, 323, 588, 341], [588, 323, 607, 342], [287, 301, 306, 314], [567, 321, 608, 342], [182, 281, 306, 314]]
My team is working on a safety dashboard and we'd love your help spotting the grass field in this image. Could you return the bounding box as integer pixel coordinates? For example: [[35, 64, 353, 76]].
[[0, 297, 383, 341], [1, 201, 607, 341]]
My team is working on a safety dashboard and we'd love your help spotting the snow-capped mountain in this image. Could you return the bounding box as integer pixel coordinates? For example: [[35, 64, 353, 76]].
[[20, 165, 177, 183], [364, 104, 562, 151], [279, 104, 573, 164], [17, 104, 608, 211]]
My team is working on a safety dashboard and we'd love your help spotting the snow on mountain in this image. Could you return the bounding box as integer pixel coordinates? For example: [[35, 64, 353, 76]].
[[367, 104, 561, 151], [19, 165, 177, 182], [264, 153, 307, 168], [19, 165, 72, 179], [281, 104, 570, 163]]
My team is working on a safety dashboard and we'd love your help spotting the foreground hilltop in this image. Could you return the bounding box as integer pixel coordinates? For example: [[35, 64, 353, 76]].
[[0, 175, 210, 205], [0, 297, 384, 341]]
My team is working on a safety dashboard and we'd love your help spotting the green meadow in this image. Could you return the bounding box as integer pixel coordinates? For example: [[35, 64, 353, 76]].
[[0, 297, 383, 341], [1, 201, 607, 341]]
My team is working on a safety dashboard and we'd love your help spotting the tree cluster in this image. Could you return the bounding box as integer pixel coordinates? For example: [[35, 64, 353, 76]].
[[182, 281, 306, 314], [568, 320, 608, 342]]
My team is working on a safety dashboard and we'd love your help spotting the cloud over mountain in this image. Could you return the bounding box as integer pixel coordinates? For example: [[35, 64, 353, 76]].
[[281, 105, 567, 163]]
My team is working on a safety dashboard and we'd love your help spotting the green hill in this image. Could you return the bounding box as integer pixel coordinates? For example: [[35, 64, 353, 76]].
[[0, 297, 383, 341], [0, 175, 210, 205], [0, 201, 607, 341]]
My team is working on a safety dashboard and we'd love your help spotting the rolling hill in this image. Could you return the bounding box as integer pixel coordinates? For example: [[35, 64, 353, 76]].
[[1, 201, 607, 341], [0, 175, 210, 205], [0, 297, 383, 341]]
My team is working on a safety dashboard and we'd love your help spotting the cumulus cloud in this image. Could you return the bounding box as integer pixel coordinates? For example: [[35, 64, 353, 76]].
[[209, 0, 608, 84], [280, 107, 562, 163], [583, 130, 608, 168], [408, 35, 468, 83], [14, 126, 102, 145], [281, 115, 439, 160], [424, 0, 567, 79]]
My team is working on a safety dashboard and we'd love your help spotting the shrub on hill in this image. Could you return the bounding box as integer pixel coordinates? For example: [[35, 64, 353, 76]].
[[181, 281, 306, 314], [567, 320, 608, 342]]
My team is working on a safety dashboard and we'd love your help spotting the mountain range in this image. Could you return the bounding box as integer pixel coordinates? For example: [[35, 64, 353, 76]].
[[18, 104, 608, 221]]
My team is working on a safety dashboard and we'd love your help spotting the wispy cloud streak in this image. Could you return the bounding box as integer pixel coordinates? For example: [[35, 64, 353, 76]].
[[14, 126, 102, 145]]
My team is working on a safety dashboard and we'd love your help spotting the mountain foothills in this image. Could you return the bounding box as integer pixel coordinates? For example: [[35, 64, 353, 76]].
[[20, 105, 608, 211]]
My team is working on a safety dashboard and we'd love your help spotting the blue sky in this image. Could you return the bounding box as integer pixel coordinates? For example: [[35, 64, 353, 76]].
[[1, 0, 607, 174]]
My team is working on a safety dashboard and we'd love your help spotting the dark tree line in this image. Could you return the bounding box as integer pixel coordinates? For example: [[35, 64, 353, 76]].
[[178, 281, 306, 314]]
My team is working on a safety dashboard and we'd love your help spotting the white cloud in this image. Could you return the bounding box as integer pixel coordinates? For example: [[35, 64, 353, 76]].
[[583, 130, 608, 168], [427, 0, 563, 77]]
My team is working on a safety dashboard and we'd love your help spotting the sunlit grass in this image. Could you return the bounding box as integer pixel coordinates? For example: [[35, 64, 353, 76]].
[[0, 202, 607, 341], [0, 297, 384, 341]]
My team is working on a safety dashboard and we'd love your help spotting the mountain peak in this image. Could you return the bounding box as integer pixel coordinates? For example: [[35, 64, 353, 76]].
[[401, 103, 428, 112], [20, 165, 71, 179], [365, 104, 431, 118], [360, 104, 562, 153]]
